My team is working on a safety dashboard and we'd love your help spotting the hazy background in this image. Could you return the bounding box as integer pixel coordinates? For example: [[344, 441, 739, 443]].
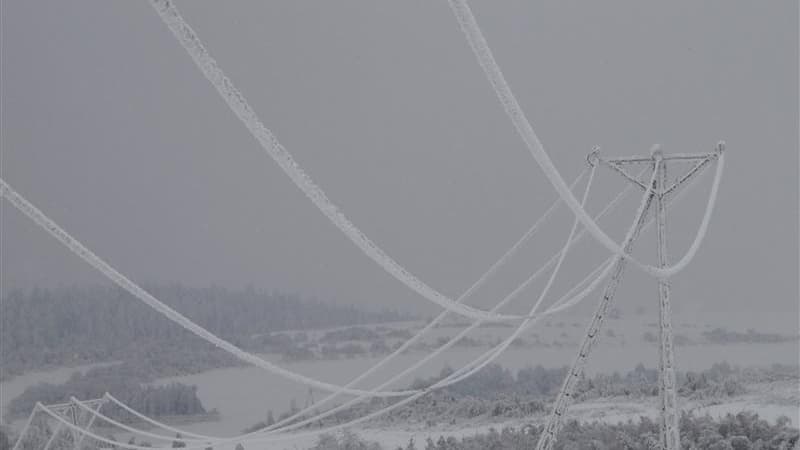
[[2, 1, 797, 321]]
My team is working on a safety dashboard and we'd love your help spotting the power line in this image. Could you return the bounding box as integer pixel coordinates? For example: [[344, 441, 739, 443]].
[[8, 158, 714, 447], [0, 178, 415, 398], [56, 164, 597, 449], [148, 0, 529, 323], [536, 146, 724, 450], [446, 0, 725, 279], [95, 168, 589, 443]]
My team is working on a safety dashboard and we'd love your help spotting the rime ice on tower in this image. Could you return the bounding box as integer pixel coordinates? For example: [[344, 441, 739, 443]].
[[534, 143, 725, 450]]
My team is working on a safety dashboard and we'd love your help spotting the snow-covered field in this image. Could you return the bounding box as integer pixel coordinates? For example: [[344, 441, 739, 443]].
[[3, 313, 797, 449], [254, 380, 800, 450]]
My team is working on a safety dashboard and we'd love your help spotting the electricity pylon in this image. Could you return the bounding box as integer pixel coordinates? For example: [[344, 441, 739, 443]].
[[536, 142, 725, 450], [11, 397, 107, 450]]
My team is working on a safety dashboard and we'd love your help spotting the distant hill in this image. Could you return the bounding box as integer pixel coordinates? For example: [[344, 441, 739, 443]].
[[0, 284, 412, 381]]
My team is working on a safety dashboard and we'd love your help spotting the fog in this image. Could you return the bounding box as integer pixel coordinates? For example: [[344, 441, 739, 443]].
[[2, 1, 797, 320]]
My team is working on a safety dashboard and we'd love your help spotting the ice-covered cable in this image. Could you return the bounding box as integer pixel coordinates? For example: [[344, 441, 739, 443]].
[[270, 160, 714, 436], [655, 149, 724, 276], [0, 178, 421, 398], [70, 167, 633, 446], [263, 164, 646, 435], [63, 168, 608, 447], [2, 161, 645, 446], [99, 256, 613, 448], [9, 153, 714, 444], [89, 162, 710, 446], [416, 162, 609, 388], [0, 168, 627, 408], [224, 163, 603, 444], [542, 155, 718, 322], [70, 398, 195, 445], [36, 404, 204, 450], [446, 0, 725, 279], [147, 0, 530, 322], [422, 165, 659, 396], [104, 395, 214, 441], [98, 169, 586, 443], [256, 165, 666, 443], [58, 165, 710, 448], [63, 168, 602, 445], [258, 165, 598, 436], [0, 172, 624, 403], [53, 167, 599, 450], [255, 168, 587, 433], [98, 171, 628, 444]]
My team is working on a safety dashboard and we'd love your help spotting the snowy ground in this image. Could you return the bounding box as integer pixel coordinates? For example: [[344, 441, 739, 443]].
[[237, 380, 800, 450]]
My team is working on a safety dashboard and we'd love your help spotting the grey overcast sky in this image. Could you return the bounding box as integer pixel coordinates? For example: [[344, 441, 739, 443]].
[[1, 1, 797, 319]]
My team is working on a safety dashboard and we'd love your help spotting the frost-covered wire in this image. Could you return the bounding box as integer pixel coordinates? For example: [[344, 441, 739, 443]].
[[32, 169, 597, 447], [224, 163, 603, 444], [27, 162, 711, 448], [0, 171, 617, 404], [411, 163, 609, 389], [31, 161, 713, 447], [154, 165, 628, 440], [54, 166, 597, 449], [96, 170, 631, 444], [241, 165, 678, 444], [24, 166, 630, 446], [447, 0, 725, 279], [255, 168, 587, 433], [253, 165, 599, 436], [104, 395, 214, 441], [36, 404, 198, 450], [440, 167, 659, 395], [96, 168, 586, 444], [0, 178, 419, 398], [57, 169, 600, 445], [7, 156, 683, 444], [70, 398, 191, 444], [0, 167, 620, 412], [147, 0, 534, 322], [100, 255, 613, 447]]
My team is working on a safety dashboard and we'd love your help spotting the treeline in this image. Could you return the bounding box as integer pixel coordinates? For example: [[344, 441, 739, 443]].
[[408, 361, 767, 403], [5, 411, 797, 450], [250, 362, 798, 431], [7, 364, 211, 421], [1, 284, 412, 380], [409, 412, 797, 450], [304, 413, 799, 450], [256, 325, 425, 363], [703, 327, 800, 345]]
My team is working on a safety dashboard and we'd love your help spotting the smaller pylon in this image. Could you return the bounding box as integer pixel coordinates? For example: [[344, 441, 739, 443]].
[[11, 397, 108, 450]]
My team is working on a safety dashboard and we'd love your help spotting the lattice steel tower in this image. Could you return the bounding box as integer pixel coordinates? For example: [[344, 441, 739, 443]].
[[536, 142, 725, 450]]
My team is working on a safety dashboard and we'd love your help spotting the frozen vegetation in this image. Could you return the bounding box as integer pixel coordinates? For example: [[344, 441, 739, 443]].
[[6, 365, 212, 423], [306, 412, 798, 450], [0, 285, 412, 381], [243, 362, 798, 432]]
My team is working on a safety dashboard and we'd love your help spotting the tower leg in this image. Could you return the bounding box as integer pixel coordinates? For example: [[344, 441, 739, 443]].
[[72, 399, 105, 450], [11, 406, 41, 450], [42, 423, 66, 450], [656, 157, 681, 449], [536, 186, 656, 450]]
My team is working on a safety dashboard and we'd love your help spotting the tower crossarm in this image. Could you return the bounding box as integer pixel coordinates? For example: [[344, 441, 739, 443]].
[[663, 145, 723, 197], [596, 158, 650, 191], [606, 152, 715, 164], [597, 144, 722, 198]]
